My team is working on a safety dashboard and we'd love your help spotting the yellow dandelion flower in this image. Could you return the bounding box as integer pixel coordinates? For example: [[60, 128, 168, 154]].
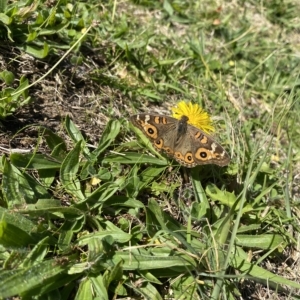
[[171, 101, 215, 133]]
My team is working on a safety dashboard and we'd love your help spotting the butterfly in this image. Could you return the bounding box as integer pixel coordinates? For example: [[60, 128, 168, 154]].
[[130, 114, 230, 167]]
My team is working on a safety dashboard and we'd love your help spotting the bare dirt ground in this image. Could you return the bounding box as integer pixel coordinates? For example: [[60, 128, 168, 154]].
[[0, 43, 129, 155]]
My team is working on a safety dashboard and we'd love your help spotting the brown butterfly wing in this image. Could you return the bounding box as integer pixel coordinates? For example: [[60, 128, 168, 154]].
[[130, 114, 178, 157], [187, 125, 230, 167], [130, 114, 230, 167]]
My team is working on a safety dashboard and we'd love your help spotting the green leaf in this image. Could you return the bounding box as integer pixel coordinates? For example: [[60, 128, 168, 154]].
[[113, 251, 196, 271], [2, 156, 25, 206], [22, 237, 50, 268], [38, 168, 56, 188], [146, 199, 183, 233], [3, 157, 51, 203], [102, 196, 144, 209], [0, 70, 14, 84], [90, 275, 109, 300], [172, 275, 198, 299], [0, 221, 37, 248], [230, 252, 300, 290], [235, 234, 286, 251], [103, 152, 168, 166], [104, 259, 123, 287], [0, 207, 37, 233], [75, 278, 93, 300], [78, 181, 121, 209], [10, 153, 61, 169], [78, 230, 132, 246], [0, 13, 11, 25], [33, 199, 62, 209], [65, 116, 89, 155], [206, 184, 253, 213], [60, 141, 85, 201], [91, 119, 121, 160], [44, 128, 67, 156], [0, 259, 74, 298], [129, 280, 162, 300], [23, 42, 49, 58]]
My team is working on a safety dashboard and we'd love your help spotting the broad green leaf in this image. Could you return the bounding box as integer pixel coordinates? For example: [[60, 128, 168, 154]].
[[23, 42, 49, 58], [2, 157, 25, 206], [26, 30, 37, 42], [235, 234, 286, 251], [163, 0, 174, 16], [0, 259, 74, 298], [23, 273, 81, 298], [237, 224, 261, 233], [139, 270, 162, 285], [172, 274, 199, 300], [22, 237, 50, 268], [43, 128, 67, 155], [206, 184, 253, 213], [3, 250, 28, 270], [60, 141, 85, 201], [10, 153, 61, 170], [0, 221, 37, 248], [140, 166, 166, 186], [113, 251, 196, 271], [230, 253, 300, 290], [38, 168, 56, 187], [0, 207, 37, 233], [146, 199, 184, 233], [58, 230, 73, 251], [65, 116, 89, 155], [102, 196, 144, 209], [146, 200, 198, 255], [19, 206, 83, 218], [90, 119, 121, 160], [32, 199, 61, 209], [68, 262, 93, 275], [137, 89, 162, 101], [77, 230, 132, 245], [21, 172, 51, 201], [158, 82, 187, 94], [90, 275, 109, 300], [130, 281, 162, 300], [0, 70, 14, 84], [87, 236, 103, 260], [191, 166, 210, 217], [103, 152, 168, 166], [4, 157, 51, 204], [104, 259, 123, 288], [11, 77, 29, 101], [75, 278, 93, 300], [79, 182, 120, 208], [0, 13, 11, 24]]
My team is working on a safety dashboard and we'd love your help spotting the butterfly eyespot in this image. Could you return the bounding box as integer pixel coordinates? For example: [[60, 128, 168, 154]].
[[148, 128, 154, 134], [184, 152, 194, 164], [200, 152, 207, 158], [154, 139, 164, 149]]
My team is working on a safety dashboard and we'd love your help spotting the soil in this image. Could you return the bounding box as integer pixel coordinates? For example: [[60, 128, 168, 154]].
[[0, 43, 125, 155]]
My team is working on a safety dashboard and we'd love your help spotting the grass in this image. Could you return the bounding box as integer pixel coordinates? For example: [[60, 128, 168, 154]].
[[0, 0, 300, 299]]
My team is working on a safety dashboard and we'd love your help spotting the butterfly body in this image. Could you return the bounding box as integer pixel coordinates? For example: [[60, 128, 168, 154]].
[[130, 114, 230, 168]]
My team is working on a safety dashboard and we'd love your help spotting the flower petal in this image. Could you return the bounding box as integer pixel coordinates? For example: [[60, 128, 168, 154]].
[[171, 101, 215, 133]]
